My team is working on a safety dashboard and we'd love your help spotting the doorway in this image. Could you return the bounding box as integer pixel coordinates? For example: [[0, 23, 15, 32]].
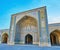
[[50, 30, 60, 46], [25, 34, 33, 44], [50, 34, 57, 45], [2, 33, 8, 43]]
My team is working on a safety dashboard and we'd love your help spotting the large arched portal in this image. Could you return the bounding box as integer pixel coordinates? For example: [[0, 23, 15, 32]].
[[25, 34, 33, 44], [50, 30, 60, 46], [2, 33, 8, 43], [15, 16, 38, 44]]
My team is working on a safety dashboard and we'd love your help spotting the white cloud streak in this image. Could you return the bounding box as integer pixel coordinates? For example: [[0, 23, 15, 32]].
[[48, 16, 60, 24]]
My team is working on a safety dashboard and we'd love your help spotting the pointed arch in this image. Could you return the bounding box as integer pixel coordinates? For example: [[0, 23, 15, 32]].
[[1, 32, 8, 43], [14, 15, 38, 44], [25, 34, 33, 44], [17, 15, 37, 27], [50, 29, 60, 46]]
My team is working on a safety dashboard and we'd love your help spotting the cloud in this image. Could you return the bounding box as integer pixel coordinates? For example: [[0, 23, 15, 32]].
[[48, 16, 60, 24]]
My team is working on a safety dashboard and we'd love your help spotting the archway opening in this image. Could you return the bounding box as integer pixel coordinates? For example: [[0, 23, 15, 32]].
[[50, 30, 60, 46], [50, 34, 57, 45], [2, 33, 8, 43], [25, 34, 33, 44], [15, 15, 38, 44]]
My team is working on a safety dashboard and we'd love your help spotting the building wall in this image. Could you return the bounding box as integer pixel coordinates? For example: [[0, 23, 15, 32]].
[[0, 23, 60, 45], [48, 23, 60, 34]]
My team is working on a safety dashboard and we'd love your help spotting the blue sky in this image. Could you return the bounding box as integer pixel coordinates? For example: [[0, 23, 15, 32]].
[[0, 0, 60, 29]]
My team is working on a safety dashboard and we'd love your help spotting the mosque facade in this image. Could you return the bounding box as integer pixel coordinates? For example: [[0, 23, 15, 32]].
[[0, 6, 60, 46]]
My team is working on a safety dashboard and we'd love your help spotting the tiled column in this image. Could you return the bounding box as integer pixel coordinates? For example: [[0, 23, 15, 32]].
[[38, 6, 50, 46], [9, 16, 16, 45]]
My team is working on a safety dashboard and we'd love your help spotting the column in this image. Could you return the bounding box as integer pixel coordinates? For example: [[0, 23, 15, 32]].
[[9, 16, 16, 45], [38, 6, 50, 46]]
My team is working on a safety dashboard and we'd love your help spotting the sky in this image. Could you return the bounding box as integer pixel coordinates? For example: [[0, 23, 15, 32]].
[[0, 0, 60, 29]]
